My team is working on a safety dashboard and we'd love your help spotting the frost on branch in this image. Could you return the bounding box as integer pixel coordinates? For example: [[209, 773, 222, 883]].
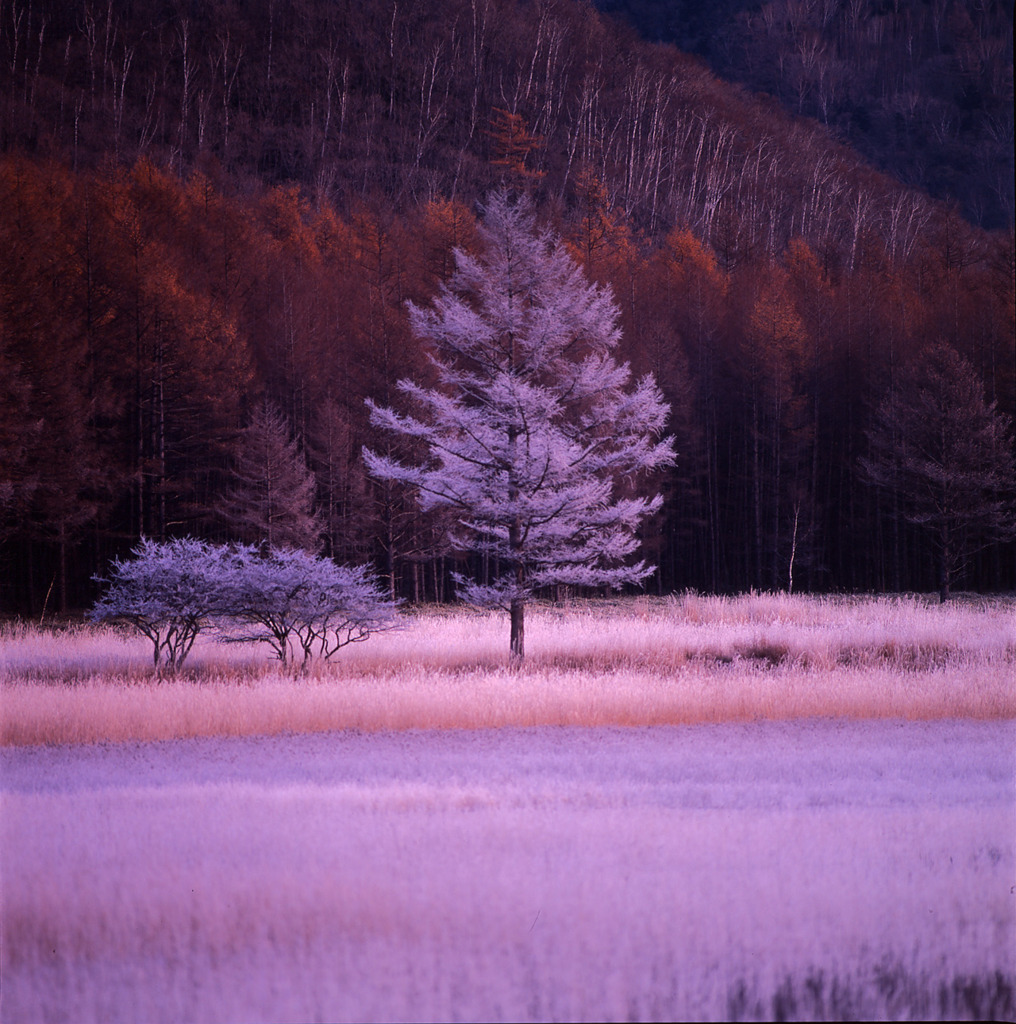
[[90, 538, 234, 673], [221, 546, 399, 670], [90, 539, 397, 673], [365, 191, 675, 659]]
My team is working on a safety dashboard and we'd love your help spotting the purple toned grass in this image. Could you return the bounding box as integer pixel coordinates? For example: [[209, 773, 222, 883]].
[[2, 722, 1012, 1022], [2, 596, 1012, 1021]]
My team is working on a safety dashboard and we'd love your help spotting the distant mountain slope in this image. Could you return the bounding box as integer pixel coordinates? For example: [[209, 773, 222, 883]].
[[594, 0, 1014, 230], [0, 0, 984, 264]]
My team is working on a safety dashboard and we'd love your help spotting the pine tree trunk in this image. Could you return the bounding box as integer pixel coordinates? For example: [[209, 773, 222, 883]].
[[386, 537, 396, 602], [510, 596, 525, 661]]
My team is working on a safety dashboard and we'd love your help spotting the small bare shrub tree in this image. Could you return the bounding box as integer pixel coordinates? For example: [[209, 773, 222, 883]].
[[221, 545, 398, 670], [91, 539, 396, 674], [90, 538, 235, 673]]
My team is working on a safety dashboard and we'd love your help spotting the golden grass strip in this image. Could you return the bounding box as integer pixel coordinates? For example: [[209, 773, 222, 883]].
[[3, 659, 1013, 747], [2, 595, 1014, 746]]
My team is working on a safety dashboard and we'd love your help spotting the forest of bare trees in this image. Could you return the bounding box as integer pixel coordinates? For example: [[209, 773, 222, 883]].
[[597, 0, 1014, 231], [1, 0, 1013, 613]]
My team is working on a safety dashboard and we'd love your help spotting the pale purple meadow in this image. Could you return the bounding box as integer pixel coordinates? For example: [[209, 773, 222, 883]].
[[2, 594, 1014, 1022]]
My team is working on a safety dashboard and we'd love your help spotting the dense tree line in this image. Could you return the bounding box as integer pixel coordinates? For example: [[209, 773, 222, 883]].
[[0, 0, 1013, 612], [2, 151, 1012, 612]]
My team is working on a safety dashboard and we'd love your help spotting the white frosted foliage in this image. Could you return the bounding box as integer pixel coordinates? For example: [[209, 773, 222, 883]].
[[89, 537, 235, 672], [365, 192, 674, 656], [90, 539, 396, 673]]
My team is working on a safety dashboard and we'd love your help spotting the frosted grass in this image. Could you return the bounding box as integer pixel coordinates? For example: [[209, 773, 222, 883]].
[[3, 595, 1014, 745], [2, 722, 1013, 1022], [2, 597, 1014, 1021]]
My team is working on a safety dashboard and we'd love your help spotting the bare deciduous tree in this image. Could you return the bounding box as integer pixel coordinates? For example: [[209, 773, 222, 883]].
[[90, 537, 234, 673], [221, 545, 398, 671], [91, 538, 397, 673]]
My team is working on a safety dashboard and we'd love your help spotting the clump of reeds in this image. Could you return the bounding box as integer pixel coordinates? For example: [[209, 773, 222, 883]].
[[725, 964, 1014, 1022]]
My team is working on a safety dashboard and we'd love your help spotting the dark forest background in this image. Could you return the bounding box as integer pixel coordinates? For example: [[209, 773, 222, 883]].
[[1, 0, 1013, 614]]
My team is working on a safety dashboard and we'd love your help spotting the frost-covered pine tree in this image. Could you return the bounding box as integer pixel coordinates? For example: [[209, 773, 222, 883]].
[[364, 192, 674, 659], [221, 402, 322, 551]]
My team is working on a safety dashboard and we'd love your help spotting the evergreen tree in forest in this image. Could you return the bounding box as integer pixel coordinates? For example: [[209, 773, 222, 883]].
[[221, 402, 322, 551], [860, 344, 1016, 602], [364, 192, 674, 659]]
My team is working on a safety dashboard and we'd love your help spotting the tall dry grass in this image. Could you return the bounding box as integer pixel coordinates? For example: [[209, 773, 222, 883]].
[[2, 593, 1014, 746]]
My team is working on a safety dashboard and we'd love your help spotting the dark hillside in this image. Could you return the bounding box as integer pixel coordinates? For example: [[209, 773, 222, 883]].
[[0, 0, 984, 261], [594, 0, 1014, 230]]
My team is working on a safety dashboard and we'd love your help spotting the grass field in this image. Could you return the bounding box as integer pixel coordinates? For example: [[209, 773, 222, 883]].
[[2, 594, 1014, 1022], [2, 593, 1014, 745]]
